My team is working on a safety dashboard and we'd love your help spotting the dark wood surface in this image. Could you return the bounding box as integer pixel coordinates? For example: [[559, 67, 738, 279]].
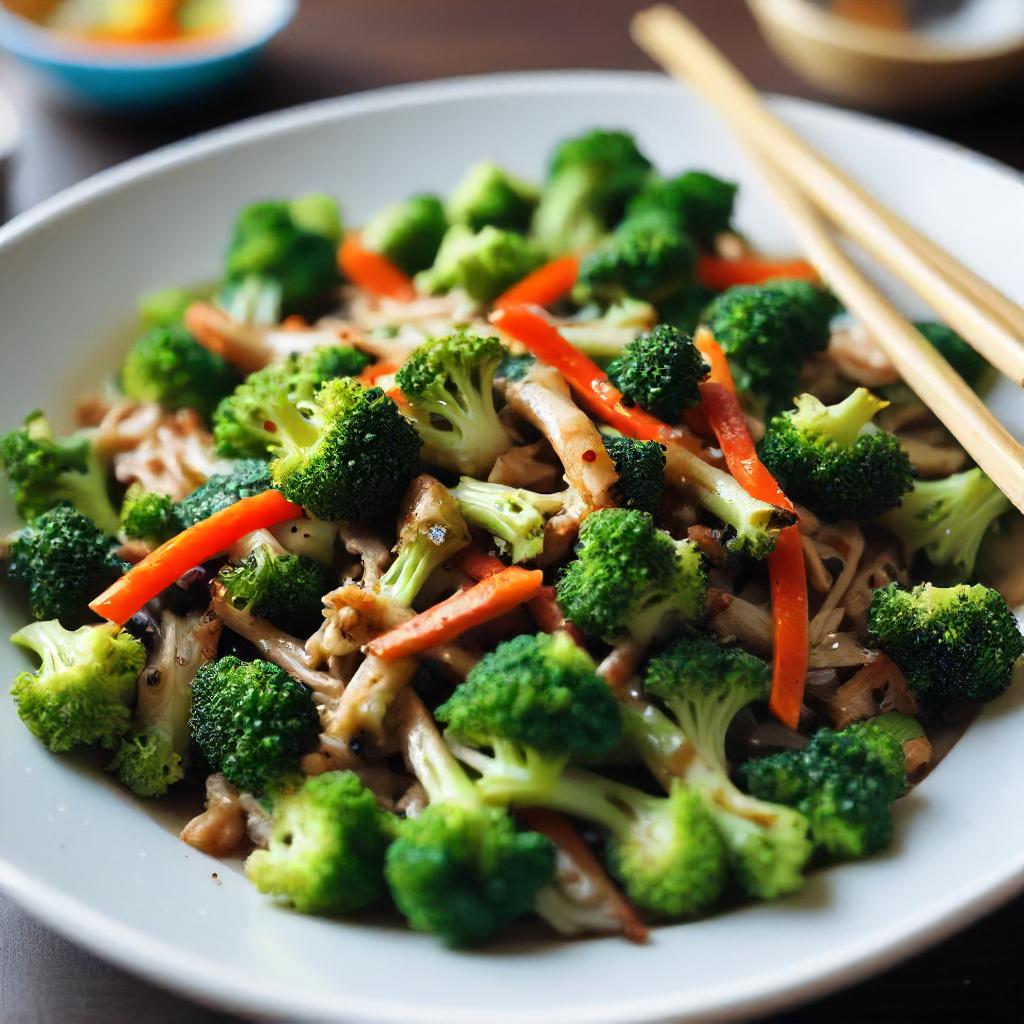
[[0, 1, 1021, 1021]]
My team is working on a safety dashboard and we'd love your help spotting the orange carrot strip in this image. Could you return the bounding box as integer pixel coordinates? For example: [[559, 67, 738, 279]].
[[90, 490, 304, 627], [517, 808, 649, 945], [368, 566, 543, 661], [339, 232, 416, 301], [696, 254, 820, 291], [494, 255, 580, 311]]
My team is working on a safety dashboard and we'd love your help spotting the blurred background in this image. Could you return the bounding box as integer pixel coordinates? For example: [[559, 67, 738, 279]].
[[0, 1, 1021, 1022]]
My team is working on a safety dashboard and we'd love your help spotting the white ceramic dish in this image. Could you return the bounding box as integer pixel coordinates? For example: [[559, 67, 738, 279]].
[[0, 72, 1021, 1024]]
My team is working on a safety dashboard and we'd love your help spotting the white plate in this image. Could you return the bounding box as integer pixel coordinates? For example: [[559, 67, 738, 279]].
[[0, 72, 1021, 1024]]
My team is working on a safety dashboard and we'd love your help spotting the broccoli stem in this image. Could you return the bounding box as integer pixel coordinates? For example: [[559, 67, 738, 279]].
[[403, 699, 481, 809], [378, 534, 442, 608], [792, 389, 888, 447], [221, 275, 284, 325]]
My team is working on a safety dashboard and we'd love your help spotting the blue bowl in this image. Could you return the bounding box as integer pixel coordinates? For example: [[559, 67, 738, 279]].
[[0, 0, 297, 109]]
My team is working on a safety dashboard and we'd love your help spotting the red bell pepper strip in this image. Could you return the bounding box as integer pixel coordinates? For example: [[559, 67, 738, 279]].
[[90, 490, 304, 626], [494, 255, 580, 311], [367, 566, 544, 661], [338, 232, 416, 301], [694, 330, 808, 728], [696, 254, 820, 291]]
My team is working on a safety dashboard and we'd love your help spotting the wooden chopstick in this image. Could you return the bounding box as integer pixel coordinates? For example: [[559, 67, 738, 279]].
[[631, 4, 1024, 388], [631, 4, 1024, 513]]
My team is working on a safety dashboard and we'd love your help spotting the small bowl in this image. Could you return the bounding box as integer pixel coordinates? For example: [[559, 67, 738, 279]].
[[748, 0, 1024, 110], [0, 0, 297, 110]]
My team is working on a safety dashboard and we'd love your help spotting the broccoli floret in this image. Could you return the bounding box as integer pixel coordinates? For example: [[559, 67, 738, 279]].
[[108, 608, 213, 797], [701, 281, 838, 409], [361, 194, 448, 276], [212, 346, 371, 460], [6, 506, 124, 625], [740, 723, 906, 861], [11, 620, 145, 752], [119, 484, 181, 546], [415, 225, 544, 304], [916, 321, 989, 390], [138, 287, 202, 330], [384, 696, 554, 945], [190, 656, 320, 794], [245, 771, 394, 915], [575, 223, 696, 307], [532, 129, 653, 254], [220, 197, 342, 323], [0, 412, 121, 535], [449, 477, 566, 564], [556, 508, 707, 645], [625, 171, 738, 244], [643, 634, 813, 898], [446, 160, 539, 233], [120, 324, 237, 422], [175, 460, 273, 528], [494, 354, 537, 382], [220, 544, 329, 636], [658, 283, 719, 335], [558, 298, 659, 360], [758, 389, 913, 522], [396, 330, 511, 476], [868, 582, 1024, 707], [878, 468, 1010, 578], [600, 432, 666, 516], [606, 324, 709, 418], [268, 378, 421, 523]]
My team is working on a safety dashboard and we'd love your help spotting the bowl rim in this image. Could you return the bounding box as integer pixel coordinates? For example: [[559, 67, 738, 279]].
[[748, 0, 1024, 63], [0, 0, 297, 69], [0, 70, 1021, 1024]]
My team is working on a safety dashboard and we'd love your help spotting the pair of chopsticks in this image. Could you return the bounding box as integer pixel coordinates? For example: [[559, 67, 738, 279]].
[[631, 5, 1024, 514]]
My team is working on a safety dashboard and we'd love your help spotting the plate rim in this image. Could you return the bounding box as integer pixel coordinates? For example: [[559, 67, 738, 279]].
[[0, 69, 1021, 1024]]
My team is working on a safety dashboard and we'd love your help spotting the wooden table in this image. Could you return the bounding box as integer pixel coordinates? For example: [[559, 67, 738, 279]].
[[0, 1, 1021, 1021]]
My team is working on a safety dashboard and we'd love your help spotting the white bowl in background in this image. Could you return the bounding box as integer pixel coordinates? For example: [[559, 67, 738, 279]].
[[0, 72, 1021, 1024]]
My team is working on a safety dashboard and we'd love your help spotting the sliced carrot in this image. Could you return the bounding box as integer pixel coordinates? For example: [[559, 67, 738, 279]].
[[358, 360, 400, 386], [368, 566, 543, 661], [517, 808, 649, 945], [696, 254, 820, 292], [494, 255, 580, 311], [338, 232, 416, 301], [90, 490, 304, 626]]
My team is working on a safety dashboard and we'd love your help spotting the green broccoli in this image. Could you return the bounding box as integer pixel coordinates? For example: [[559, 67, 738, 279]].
[[701, 281, 839, 409], [448, 476, 567, 564], [575, 223, 696, 307], [6, 506, 125, 625], [138, 286, 203, 330], [532, 129, 653, 254], [395, 330, 511, 476], [175, 460, 273, 528], [361, 194, 448, 276], [878, 468, 1010, 578], [868, 582, 1024, 707], [212, 346, 371, 460], [415, 225, 544, 304], [220, 543, 329, 636], [268, 378, 421, 523], [190, 656, 320, 794], [446, 160, 539, 233], [220, 196, 342, 323], [384, 696, 555, 945], [658, 283, 719, 335], [758, 388, 913, 522], [640, 634, 813, 898], [108, 608, 214, 797], [916, 321, 989, 390], [120, 324, 237, 421], [377, 477, 470, 607], [441, 634, 726, 918], [601, 432, 666, 516], [0, 411, 121, 535], [245, 771, 394, 915], [625, 171, 738, 244], [606, 324, 709, 418], [740, 723, 906, 861], [556, 508, 707, 646], [119, 484, 182, 546], [11, 620, 145, 752]]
